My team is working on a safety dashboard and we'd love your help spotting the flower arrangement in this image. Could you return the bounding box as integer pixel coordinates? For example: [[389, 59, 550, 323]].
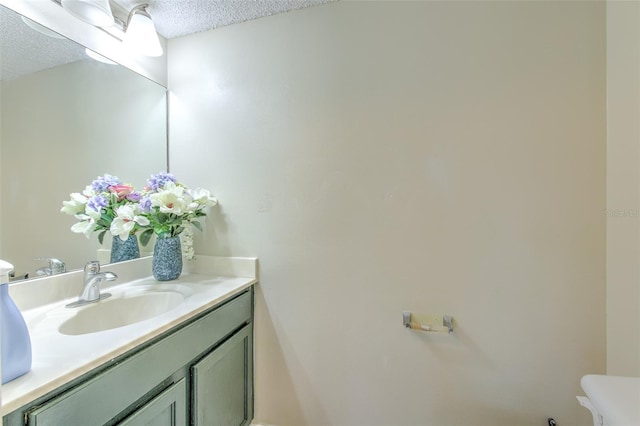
[[60, 174, 149, 244], [137, 172, 217, 249], [62, 172, 217, 262]]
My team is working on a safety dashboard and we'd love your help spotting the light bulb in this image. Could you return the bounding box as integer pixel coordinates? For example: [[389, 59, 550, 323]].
[[123, 11, 163, 57]]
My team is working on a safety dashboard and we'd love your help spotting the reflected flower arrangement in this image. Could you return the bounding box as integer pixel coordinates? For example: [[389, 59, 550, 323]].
[[60, 174, 148, 244]]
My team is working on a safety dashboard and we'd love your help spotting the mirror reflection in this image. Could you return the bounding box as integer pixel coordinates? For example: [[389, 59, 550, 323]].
[[0, 5, 168, 280]]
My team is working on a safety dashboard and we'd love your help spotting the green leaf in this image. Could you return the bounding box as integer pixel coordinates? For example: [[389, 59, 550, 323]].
[[139, 229, 154, 246], [157, 212, 169, 224], [98, 230, 107, 245], [192, 221, 203, 232]]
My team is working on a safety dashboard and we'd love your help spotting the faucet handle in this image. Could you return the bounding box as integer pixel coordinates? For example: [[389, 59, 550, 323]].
[[84, 260, 101, 274], [49, 258, 66, 274], [35, 257, 66, 276]]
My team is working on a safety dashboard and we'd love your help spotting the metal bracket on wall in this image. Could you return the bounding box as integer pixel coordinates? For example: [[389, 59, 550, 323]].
[[402, 311, 454, 334]]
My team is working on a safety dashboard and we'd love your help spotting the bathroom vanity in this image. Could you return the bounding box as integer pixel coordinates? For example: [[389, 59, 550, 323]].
[[1, 256, 257, 426]]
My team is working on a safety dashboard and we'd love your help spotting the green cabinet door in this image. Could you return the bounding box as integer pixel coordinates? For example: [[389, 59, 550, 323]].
[[192, 325, 253, 426], [118, 379, 187, 426]]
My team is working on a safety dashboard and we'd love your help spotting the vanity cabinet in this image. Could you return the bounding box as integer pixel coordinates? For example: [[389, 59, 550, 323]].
[[119, 379, 187, 426], [3, 288, 254, 426], [192, 325, 253, 426]]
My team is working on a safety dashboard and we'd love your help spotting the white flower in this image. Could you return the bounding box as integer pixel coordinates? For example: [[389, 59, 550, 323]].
[[188, 188, 218, 208], [110, 205, 150, 241], [150, 182, 190, 215], [82, 185, 95, 197], [70, 209, 101, 238], [86, 207, 101, 220], [60, 193, 87, 216], [70, 218, 94, 236]]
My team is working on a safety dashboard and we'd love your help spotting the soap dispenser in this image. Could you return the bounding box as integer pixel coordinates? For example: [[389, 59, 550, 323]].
[[1, 259, 32, 383]]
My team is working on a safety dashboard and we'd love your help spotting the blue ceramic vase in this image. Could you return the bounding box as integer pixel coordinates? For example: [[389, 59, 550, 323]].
[[110, 234, 140, 264], [152, 236, 182, 281]]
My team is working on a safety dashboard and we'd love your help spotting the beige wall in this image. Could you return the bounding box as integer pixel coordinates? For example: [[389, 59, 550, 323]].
[[168, 2, 606, 425], [606, 1, 640, 376]]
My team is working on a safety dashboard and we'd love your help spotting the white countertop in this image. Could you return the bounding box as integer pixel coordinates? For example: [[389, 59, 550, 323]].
[[581, 375, 640, 426], [1, 256, 257, 416]]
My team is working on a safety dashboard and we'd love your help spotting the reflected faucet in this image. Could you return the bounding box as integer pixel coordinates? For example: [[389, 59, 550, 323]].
[[66, 261, 117, 308], [35, 257, 66, 276]]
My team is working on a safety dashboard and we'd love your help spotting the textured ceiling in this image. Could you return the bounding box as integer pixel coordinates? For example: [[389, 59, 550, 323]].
[[115, 0, 334, 39], [0, 7, 86, 81]]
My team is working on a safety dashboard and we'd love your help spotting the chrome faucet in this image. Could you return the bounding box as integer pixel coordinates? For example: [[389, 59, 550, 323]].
[[66, 261, 117, 308], [35, 257, 66, 276]]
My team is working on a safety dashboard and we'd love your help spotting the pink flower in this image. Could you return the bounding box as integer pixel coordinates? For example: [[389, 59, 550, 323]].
[[109, 184, 134, 200]]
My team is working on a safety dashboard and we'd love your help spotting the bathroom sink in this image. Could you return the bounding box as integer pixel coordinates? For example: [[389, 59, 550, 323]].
[[58, 285, 191, 335]]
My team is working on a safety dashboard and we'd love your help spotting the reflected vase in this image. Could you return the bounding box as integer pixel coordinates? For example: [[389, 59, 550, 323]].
[[152, 236, 182, 281], [110, 235, 140, 264]]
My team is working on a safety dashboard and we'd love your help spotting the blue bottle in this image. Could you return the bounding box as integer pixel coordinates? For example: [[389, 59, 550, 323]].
[[1, 259, 32, 384]]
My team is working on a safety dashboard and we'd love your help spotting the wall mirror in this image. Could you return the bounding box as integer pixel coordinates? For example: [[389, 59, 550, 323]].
[[0, 4, 168, 280]]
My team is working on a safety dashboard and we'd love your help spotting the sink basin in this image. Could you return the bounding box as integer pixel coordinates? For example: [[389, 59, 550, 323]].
[[59, 285, 190, 335]]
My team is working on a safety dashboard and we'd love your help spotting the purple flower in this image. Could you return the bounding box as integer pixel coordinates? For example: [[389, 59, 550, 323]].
[[146, 172, 176, 192], [91, 174, 121, 192], [87, 195, 108, 212], [139, 196, 153, 213], [126, 191, 142, 202]]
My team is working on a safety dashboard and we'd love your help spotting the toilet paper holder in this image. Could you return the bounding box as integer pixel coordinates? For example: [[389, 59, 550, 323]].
[[402, 311, 454, 334]]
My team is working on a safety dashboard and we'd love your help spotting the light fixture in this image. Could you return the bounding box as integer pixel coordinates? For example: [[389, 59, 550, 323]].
[[21, 16, 66, 39], [61, 0, 114, 28], [123, 4, 163, 57]]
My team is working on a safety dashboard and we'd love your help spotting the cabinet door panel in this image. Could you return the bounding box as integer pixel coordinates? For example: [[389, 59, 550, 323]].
[[118, 379, 187, 426], [192, 325, 253, 426]]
